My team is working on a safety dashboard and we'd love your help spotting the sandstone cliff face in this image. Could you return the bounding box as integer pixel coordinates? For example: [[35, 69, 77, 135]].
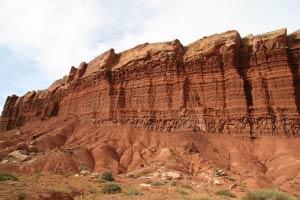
[[1, 29, 300, 136]]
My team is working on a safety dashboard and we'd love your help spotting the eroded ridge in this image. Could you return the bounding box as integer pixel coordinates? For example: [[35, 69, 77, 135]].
[[1, 29, 300, 136]]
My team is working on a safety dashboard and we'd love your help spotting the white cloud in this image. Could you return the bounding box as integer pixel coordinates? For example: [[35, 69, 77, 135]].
[[0, 0, 172, 78], [94, 0, 300, 55], [0, 0, 299, 112], [0, 0, 109, 78]]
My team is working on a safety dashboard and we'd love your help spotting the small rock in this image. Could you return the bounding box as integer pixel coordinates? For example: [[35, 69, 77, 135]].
[[27, 145, 38, 152], [74, 174, 80, 177], [1, 159, 9, 164], [79, 170, 91, 176], [213, 179, 222, 185], [39, 193, 51, 199], [215, 168, 226, 177], [162, 171, 182, 179], [140, 183, 152, 187], [229, 183, 237, 189], [32, 132, 43, 140], [90, 172, 100, 179], [15, 130, 22, 135]]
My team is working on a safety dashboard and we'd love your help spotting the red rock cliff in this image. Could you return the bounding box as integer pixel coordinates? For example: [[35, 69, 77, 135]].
[[1, 29, 300, 136]]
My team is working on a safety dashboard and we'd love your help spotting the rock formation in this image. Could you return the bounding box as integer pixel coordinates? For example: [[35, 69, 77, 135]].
[[1, 28, 300, 137]]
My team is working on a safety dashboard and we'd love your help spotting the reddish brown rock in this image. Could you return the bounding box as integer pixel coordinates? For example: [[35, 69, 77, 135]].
[[1, 29, 299, 137], [1, 29, 300, 194]]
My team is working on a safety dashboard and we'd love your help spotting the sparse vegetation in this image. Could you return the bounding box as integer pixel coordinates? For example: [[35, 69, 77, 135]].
[[166, 176, 172, 180], [215, 189, 237, 198], [127, 173, 135, 179], [170, 181, 177, 186], [242, 189, 292, 200], [101, 183, 122, 194], [177, 189, 189, 195], [88, 185, 97, 193], [101, 172, 114, 182], [193, 197, 214, 200], [151, 181, 163, 187], [0, 172, 18, 181], [181, 184, 195, 191], [95, 177, 106, 183], [226, 177, 236, 181], [17, 191, 26, 200], [35, 173, 45, 177], [124, 186, 143, 196]]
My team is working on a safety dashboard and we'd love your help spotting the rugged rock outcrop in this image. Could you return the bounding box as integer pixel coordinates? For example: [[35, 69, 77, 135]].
[[1, 28, 300, 136]]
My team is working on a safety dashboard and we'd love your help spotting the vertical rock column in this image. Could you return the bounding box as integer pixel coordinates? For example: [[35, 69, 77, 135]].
[[220, 33, 250, 135], [242, 29, 299, 136]]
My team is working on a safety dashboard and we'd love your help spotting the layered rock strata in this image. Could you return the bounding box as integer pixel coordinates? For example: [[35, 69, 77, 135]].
[[1, 29, 300, 136]]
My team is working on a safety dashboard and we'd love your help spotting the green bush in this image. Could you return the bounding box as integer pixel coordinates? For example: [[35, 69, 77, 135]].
[[0, 172, 18, 181], [151, 181, 163, 187], [170, 181, 177, 186], [126, 186, 143, 196], [17, 191, 26, 200], [215, 189, 237, 198], [101, 172, 114, 182], [101, 183, 122, 194], [95, 178, 106, 183], [243, 189, 292, 200]]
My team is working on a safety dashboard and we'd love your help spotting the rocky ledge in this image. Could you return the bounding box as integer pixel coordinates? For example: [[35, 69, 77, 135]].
[[1, 28, 300, 137]]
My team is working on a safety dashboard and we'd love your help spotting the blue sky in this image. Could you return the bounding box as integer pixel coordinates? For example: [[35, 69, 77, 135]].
[[0, 0, 299, 113]]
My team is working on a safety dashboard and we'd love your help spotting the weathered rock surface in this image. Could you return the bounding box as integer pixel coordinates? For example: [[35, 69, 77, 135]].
[[1, 28, 300, 137], [8, 150, 29, 162], [1, 29, 300, 194]]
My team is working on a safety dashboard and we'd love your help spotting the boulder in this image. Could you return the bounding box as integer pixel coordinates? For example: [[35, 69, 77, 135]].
[[161, 171, 182, 180], [16, 142, 27, 150], [8, 150, 30, 162], [27, 145, 38, 152]]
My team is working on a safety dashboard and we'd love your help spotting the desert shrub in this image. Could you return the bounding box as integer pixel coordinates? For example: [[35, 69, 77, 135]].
[[166, 176, 172, 180], [0, 172, 18, 181], [151, 181, 163, 187], [242, 189, 292, 200], [226, 177, 236, 181], [181, 184, 194, 190], [126, 186, 143, 196], [95, 177, 106, 183], [177, 189, 189, 195], [193, 197, 214, 200], [127, 173, 135, 179], [101, 183, 121, 194], [101, 172, 114, 182], [17, 191, 26, 200], [170, 181, 177, 186], [88, 185, 97, 193], [215, 189, 237, 198]]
